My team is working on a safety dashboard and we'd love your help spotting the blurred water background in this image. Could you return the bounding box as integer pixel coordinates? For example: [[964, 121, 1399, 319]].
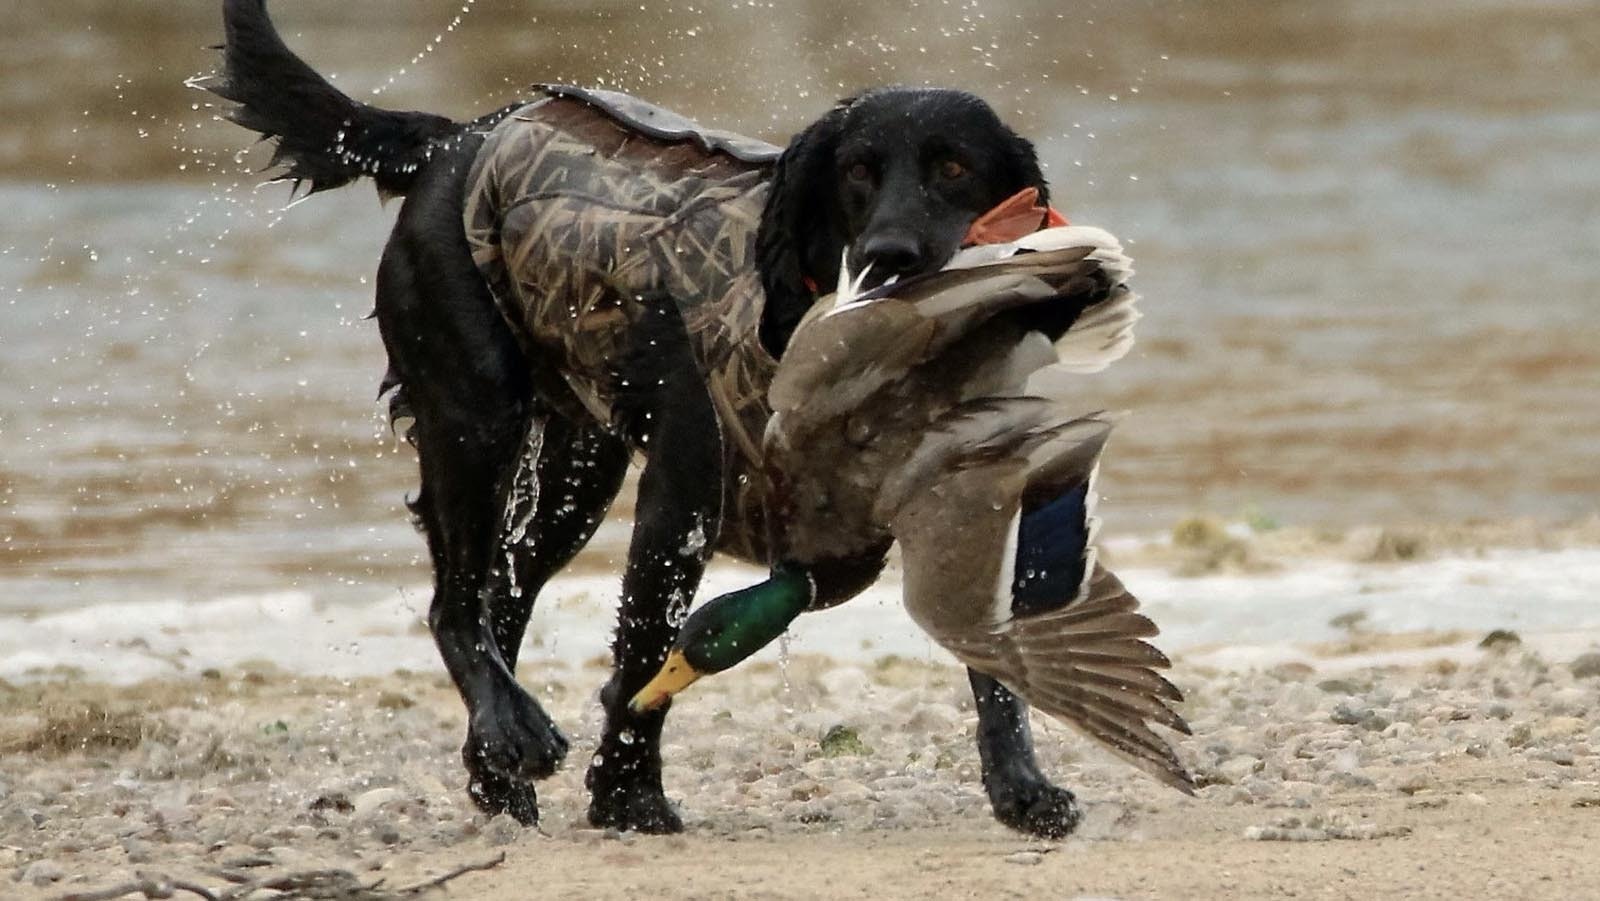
[[1, 1, 1597, 668]]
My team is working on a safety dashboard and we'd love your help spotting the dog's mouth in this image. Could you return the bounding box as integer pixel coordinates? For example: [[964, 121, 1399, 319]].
[[832, 254, 904, 308]]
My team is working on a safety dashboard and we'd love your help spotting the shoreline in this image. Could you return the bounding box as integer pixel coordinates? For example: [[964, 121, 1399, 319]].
[[6, 642, 1600, 898]]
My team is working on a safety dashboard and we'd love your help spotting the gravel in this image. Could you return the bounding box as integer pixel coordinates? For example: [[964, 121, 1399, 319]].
[[3, 648, 1600, 893]]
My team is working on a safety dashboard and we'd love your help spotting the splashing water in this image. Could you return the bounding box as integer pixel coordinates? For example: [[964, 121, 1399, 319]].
[[501, 420, 547, 599], [371, 0, 480, 97]]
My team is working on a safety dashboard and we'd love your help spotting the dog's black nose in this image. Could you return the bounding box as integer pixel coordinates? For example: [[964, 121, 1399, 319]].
[[859, 233, 926, 277]]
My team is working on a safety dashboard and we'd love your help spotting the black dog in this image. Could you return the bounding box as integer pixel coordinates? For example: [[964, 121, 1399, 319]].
[[208, 0, 1080, 837]]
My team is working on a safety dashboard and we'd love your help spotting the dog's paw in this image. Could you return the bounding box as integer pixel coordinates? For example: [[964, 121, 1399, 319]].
[[986, 773, 1080, 838], [586, 777, 683, 834], [465, 764, 540, 826], [466, 687, 569, 780]]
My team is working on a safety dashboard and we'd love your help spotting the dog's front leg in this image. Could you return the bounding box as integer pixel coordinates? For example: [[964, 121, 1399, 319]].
[[969, 669, 1082, 838], [586, 313, 723, 834]]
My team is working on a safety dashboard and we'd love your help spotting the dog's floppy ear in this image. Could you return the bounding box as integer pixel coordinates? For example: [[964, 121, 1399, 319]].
[[756, 99, 853, 358], [1001, 127, 1050, 208]]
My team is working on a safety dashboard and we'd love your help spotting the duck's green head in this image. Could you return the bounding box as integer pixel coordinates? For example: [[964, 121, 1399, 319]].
[[629, 567, 813, 712]]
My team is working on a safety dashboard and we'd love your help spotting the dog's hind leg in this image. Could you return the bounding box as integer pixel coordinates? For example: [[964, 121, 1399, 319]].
[[468, 416, 629, 818], [486, 416, 630, 673], [376, 144, 577, 825], [585, 304, 723, 834], [969, 670, 1082, 838]]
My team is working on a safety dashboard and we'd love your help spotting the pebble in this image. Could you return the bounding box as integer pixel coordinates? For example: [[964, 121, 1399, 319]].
[[1570, 652, 1600, 679], [483, 814, 521, 846], [1538, 717, 1588, 740], [122, 838, 154, 863], [0, 806, 39, 833], [1004, 851, 1043, 866], [1218, 755, 1263, 784], [20, 859, 64, 887], [352, 787, 404, 820], [1395, 773, 1431, 795]]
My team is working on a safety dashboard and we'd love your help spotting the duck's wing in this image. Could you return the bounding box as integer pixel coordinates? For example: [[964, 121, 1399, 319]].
[[770, 229, 1137, 417], [942, 226, 1140, 374], [884, 400, 1192, 793]]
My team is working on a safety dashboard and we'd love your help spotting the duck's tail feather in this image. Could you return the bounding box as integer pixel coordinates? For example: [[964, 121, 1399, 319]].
[[939, 565, 1193, 794]]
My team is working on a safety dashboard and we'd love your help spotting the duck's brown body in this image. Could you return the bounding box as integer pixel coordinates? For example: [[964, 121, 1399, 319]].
[[463, 88, 782, 562]]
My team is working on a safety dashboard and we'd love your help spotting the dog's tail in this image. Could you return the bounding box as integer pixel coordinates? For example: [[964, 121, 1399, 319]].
[[195, 0, 463, 199]]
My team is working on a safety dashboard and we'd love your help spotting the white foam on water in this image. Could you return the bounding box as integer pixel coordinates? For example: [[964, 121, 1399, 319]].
[[5, 548, 1598, 684]]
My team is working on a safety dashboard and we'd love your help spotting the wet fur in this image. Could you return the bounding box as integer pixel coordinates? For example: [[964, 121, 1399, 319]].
[[211, 0, 1079, 836]]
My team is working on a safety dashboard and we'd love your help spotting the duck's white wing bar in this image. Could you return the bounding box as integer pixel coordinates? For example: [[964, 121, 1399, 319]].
[[1023, 227, 1139, 373], [940, 226, 1141, 374], [936, 566, 1194, 794], [1050, 284, 1141, 374]]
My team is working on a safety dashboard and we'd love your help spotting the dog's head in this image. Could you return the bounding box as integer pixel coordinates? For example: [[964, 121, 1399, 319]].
[[757, 87, 1047, 355]]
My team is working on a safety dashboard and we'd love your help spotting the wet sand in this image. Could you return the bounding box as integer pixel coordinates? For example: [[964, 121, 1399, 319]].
[[6, 640, 1600, 899]]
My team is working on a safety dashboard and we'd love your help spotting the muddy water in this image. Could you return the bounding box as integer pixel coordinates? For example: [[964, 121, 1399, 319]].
[[2, 1, 1597, 614]]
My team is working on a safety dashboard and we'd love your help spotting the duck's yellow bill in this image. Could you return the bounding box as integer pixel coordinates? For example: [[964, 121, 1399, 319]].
[[628, 650, 702, 713]]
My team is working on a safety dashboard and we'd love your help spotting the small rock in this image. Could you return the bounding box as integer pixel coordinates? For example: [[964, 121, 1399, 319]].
[[122, 838, 153, 864], [1330, 704, 1365, 726], [1479, 630, 1521, 650], [1330, 703, 1389, 731], [0, 806, 38, 833], [1322, 771, 1376, 790], [376, 691, 416, 711], [828, 780, 872, 805], [1537, 717, 1587, 741], [311, 790, 355, 818], [1396, 773, 1431, 796], [373, 824, 402, 845], [819, 725, 871, 758], [1318, 678, 1361, 695], [1553, 748, 1578, 766], [1004, 851, 1043, 866], [1570, 652, 1600, 680], [1548, 689, 1591, 717], [1218, 755, 1264, 784], [352, 787, 403, 820], [20, 860, 64, 887], [484, 814, 520, 846]]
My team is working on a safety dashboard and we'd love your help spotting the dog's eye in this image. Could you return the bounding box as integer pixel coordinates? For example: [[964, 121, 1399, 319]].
[[939, 159, 967, 180], [846, 162, 871, 183]]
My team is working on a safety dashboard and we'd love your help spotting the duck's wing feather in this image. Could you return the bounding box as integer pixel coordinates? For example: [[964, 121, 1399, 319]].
[[937, 567, 1193, 794], [771, 228, 1138, 416], [950, 226, 1141, 374], [884, 400, 1191, 793]]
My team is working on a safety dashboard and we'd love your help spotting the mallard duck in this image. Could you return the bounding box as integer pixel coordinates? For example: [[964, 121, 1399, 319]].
[[631, 226, 1191, 790]]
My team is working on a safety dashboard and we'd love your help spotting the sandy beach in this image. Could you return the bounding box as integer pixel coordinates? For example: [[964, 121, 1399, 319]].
[[6, 606, 1600, 899]]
